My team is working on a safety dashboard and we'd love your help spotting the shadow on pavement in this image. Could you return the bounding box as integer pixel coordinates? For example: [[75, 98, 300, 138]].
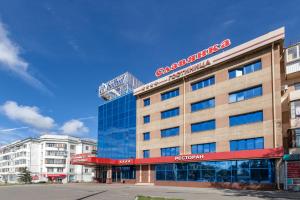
[[217, 188, 300, 200]]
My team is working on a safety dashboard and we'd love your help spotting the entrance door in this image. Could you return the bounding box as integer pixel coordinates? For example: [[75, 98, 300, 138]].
[[141, 165, 149, 183], [95, 166, 108, 183], [112, 167, 121, 183]]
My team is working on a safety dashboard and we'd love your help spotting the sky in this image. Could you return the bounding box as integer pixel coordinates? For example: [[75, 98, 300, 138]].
[[0, 0, 299, 146]]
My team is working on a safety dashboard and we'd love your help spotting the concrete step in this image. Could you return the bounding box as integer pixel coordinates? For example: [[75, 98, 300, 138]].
[[135, 182, 154, 186]]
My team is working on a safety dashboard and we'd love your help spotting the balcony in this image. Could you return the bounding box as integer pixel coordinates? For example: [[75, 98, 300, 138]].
[[286, 43, 300, 78], [286, 61, 300, 75]]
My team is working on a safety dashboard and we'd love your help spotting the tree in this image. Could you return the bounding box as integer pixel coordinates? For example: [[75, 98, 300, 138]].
[[18, 167, 32, 184]]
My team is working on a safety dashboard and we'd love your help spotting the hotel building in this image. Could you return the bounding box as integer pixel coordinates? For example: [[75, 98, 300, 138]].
[[72, 27, 300, 190], [0, 135, 96, 184]]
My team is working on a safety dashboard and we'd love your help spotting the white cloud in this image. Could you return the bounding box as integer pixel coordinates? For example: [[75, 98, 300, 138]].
[[0, 126, 29, 133], [0, 101, 55, 130], [0, 21, 51, 95], [60, 119, 89, 135], [223, 19, 236, 27]]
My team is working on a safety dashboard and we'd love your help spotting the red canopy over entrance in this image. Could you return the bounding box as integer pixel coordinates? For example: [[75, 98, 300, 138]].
[[71, 147, 284, 166]]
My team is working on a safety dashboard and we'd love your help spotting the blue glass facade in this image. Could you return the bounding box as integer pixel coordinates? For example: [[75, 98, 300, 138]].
[[97, 93, 136, 159], [156, 159, 274, 183]]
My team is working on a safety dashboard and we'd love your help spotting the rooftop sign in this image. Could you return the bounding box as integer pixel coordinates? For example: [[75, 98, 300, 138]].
[[134, 59, 212, 94], [98, 72, 143, 101], [155, 39, 231, 77]]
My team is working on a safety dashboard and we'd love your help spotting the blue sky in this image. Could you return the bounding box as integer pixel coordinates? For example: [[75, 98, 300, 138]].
[[0, 0, 299, 145]]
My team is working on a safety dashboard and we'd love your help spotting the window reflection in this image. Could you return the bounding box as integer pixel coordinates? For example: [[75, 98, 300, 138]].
[[155, 159, 274, 183]]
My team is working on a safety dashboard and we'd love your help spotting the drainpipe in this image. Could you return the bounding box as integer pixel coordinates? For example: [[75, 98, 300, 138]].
[[183, 78, 186, 154], [271, 42, 277, 148], [284, 160, 288, 190], [271, 42, 282, 190], [276, 158, 282, 190]]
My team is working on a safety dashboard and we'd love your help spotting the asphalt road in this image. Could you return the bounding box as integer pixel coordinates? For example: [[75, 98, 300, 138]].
[[0, 183, 299, 200]]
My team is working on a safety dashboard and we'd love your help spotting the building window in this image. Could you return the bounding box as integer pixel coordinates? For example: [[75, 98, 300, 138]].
[[57, 168, 64, 172], [291, 100, 300, 119], [85, 169, 89, 173], [230, 137, 264, 151], [161, 127, 180, 138], [143, 132, 150, 141], [229, 111, 263, 127], [191, 143, 216, 154], [294, 83, 300, 90], [229, 60, 262, 79], [85, 146, 89, 151], [191, 76, 215, 91], [47, 167, 54, 173], [161, 88, 179, 101], [191, 98, 215, 112], [191, 120, 215, 133], [143, 150, 150, 158], [161, 147, 180, 157], [161, 107, 180, 119], [143, 115, 150, 124], [70, 145, 75, 150], [229, 85, 262, 103], [287, 45, 300, 62], [144, 98, 150, 107], [155, 159, 274, 183], [45, 159, 66, 164], [295, 129, 300, 148]]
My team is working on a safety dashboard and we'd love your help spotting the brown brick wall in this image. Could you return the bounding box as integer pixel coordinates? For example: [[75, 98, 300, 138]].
[[136, 43, 283, 158]]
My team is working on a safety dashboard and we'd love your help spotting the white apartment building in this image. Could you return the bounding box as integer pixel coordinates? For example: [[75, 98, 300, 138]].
[[0, 134, 97, 184]]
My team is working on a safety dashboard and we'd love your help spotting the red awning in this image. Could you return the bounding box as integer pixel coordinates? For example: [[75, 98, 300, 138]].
[[71, 147, 284, 166], [47, 174, 67, 178]]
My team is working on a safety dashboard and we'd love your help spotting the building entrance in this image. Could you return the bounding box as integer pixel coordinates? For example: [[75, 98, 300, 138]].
[[95, 166, 108, 183]]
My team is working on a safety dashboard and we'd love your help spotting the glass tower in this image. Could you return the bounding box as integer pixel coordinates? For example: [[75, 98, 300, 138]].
[[97, 93, 137, 159], [97, 72, 142, 159]]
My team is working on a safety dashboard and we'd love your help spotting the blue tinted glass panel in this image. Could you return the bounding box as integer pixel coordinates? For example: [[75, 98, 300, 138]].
[[161, 147, 180, 156], [161, 127, 180, 138], [97, 93, 136, 159], [143, 150, 150, 158], [161, 107, 180, 119], [191, 98, 215, 112], [229, 60, 262, 79], [143, 98, 150, 107], [229, 111, 263, 127], [191, 76, 215, 91], [156, 159, 274, 183], [143, 115, 150, 124], [112, 166, 136, 180], [229, 86, 262, 103], [161, 88, 179, 101], [230, 137, 264, 151], [191, 143, 216, 154], [191, 120, 216, 133], [143, 132, 150, 141]]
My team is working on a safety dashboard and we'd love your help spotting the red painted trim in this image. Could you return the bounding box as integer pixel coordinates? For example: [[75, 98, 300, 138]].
[[46, 174, 67, 178], [71, 147, 283, 166]]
